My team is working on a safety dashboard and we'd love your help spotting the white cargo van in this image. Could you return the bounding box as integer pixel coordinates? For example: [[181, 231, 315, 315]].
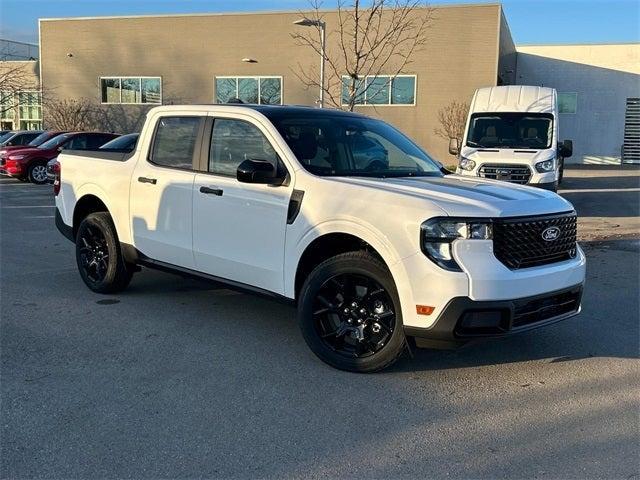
[[452, 86, 573, 192]]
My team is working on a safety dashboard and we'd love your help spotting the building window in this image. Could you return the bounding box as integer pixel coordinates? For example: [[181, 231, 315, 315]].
[[214, 76, 282, 105], [1, 91, 15, 128], [341, 75, 416, 106], [100, 77, 162, 104], [558, 92, 577, 114], [18, 91, 42, 130]]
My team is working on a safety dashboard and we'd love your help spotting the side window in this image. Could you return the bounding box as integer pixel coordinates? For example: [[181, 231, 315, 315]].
[[17, 133, 37, 145], [87, 134, 113, 149], [150, 116, 202, 170], [67, 135, 88, 150], [209, 118, 278, 176]]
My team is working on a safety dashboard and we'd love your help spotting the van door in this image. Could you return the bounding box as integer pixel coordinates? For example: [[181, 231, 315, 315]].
[[192, 114, 292, 294], [130, 114, 205, 268]]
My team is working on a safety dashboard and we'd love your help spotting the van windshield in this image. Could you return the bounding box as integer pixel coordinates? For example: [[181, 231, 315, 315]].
[[269, 114, 443, 178], [466, 113, 553, 149]]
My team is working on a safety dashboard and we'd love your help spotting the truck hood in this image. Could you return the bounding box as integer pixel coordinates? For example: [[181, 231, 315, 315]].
[[328, 174, 574, 218], [460, 147, 555, 166]]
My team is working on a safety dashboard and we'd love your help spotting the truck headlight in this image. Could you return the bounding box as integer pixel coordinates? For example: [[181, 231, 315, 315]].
[[535, 158, 555, 173], [458, 157, 476, 171], [420, 218, 492, 271]]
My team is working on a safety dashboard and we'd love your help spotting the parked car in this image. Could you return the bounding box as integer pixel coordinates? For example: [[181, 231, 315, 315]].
[[46, 132, 138, 183], [54, 105, 585, 372], [1, 131, 119, 184], [452, 85, 573, 192], [0, 130, 43, 148], [0, 131, 68, 161], [0, 131, 15, 143], [98, 133, 139, 151]]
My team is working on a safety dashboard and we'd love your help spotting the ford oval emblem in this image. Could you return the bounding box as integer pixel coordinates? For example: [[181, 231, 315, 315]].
[[542, 226, 561, 241]]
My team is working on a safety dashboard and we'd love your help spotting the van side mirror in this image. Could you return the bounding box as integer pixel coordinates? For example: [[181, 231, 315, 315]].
[[237, 159, 284, 185], [448, 138, 459, 156], [559, 139, 573, 158]]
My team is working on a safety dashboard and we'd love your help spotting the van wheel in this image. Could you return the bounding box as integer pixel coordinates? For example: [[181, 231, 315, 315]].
[[28, 162, 48, 184], [298, 251, 406, 372], [75, 212, 134, 293]]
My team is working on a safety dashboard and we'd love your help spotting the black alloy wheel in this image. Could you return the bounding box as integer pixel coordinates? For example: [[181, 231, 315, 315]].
[[298, 251, 406, 372], [78, 224, 110, 284], [75, 212, 134, 293], [313, 273, 396, 359]]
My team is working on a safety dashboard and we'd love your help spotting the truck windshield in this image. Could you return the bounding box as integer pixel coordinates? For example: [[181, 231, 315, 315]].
[[269, 115, 443, 178], [466, 113, 553, 149]]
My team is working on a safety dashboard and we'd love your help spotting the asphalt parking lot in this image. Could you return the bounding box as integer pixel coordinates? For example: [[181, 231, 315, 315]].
[[1, 166, 639, 479]]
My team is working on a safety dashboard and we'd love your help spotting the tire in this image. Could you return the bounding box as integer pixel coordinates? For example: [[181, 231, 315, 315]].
[[27, 161, 48, 185], [558, 160, 564, 184], [298, 251, 406, 372], [75, 212, 134, 293]]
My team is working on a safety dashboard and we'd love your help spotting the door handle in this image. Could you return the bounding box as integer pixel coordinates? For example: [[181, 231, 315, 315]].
[[200, 186, 223, 196], [138, 176, 157, 185]]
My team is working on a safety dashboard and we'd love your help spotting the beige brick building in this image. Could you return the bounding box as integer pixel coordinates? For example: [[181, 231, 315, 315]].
[[38, 3, 515, 162]]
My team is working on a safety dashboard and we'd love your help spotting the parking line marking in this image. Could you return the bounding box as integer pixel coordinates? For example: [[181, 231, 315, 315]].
[[559, 188, 640, 193], [0, 206, 55, 208]]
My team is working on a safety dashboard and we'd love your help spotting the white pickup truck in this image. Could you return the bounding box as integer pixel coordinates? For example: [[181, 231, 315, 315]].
[[55, 105, 586, 372]]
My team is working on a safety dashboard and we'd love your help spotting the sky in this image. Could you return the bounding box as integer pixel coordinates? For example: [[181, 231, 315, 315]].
[[0, 0, 638, 46]]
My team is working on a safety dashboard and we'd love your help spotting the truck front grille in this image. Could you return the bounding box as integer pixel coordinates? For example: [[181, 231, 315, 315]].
[[493, 212, 577, 269], [478, 164, 531, 184]]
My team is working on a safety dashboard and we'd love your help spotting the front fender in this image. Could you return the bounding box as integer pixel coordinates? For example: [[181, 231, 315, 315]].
[[283, 219, 417, 327]]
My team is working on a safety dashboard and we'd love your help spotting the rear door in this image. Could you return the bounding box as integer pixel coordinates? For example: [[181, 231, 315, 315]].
[[192, 113, 292, 293], [129, 113, 206, 268]]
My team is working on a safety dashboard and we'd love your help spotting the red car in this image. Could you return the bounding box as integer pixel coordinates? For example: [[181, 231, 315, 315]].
[[0, 131, 67, 160], [1, 131, 119, 184]]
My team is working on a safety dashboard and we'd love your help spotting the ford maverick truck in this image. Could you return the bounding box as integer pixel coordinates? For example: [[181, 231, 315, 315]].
[[55, 105, 586, 372]]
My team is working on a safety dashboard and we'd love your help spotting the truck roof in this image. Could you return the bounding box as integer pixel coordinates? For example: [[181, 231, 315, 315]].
[[146, 104, 369, 120], [470, 86, 556, 114]]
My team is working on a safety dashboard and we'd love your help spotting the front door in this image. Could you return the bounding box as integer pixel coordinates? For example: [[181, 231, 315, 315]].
[[130, 114, 205, 269], [192, 114, 292, 294]]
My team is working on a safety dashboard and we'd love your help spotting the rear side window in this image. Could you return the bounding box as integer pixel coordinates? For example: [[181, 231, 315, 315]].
[[151, 116, 202, 170], [66, 135, 89, 150], [15, 133, 39, 145], [86, 134, 115, 149], [208, 118, 278, 176]]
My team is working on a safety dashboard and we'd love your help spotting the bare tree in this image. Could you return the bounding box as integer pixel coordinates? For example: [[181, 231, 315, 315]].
[[42, 98, 95, 131], [0, 62, 38, 118], [434, 100, 469, 153], [291, 0, 433, 110]]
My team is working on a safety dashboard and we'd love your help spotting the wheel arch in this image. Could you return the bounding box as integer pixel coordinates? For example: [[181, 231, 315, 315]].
[[289, 222, 405, 302], [72, 193, 111, 239]]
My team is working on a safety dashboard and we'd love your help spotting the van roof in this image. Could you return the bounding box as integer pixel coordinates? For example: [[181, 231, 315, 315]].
[[471, 86, 556, 114]]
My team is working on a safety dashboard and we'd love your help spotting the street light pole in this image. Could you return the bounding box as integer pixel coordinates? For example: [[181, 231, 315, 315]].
[[294, 18, 326, 108]]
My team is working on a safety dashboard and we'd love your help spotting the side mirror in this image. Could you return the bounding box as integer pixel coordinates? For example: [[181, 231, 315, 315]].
[[559, 139, 573, 158], [237, 159, 283, 185], [448, 138, 459, 156], [5, 141, 13, 146]]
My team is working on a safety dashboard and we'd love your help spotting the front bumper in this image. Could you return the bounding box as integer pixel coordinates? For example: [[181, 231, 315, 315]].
[[405, 283, 583, 344]]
